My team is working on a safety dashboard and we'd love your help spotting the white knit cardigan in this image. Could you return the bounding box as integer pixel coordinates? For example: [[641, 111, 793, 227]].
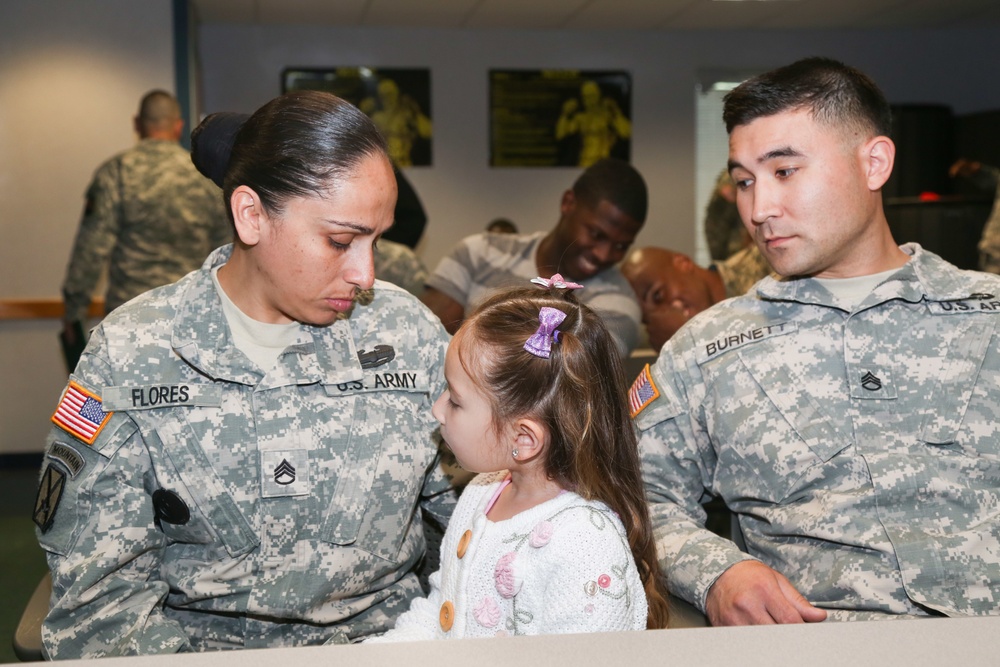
[[369, 471, 648, 641]]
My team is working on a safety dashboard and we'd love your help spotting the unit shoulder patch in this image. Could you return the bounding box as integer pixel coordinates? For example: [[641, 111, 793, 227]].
[[33, 465, 66, 533], [48, 442, 86, 478]]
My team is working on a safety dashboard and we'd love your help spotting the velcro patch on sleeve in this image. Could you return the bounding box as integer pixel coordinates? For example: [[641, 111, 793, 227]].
[[51, 381, 113, 445], [628, 364, 660, 418], [33, 465, 66, 533]]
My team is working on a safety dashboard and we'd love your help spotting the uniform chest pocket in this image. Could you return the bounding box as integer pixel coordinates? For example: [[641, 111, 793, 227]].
[[917, 318, 995, 448], [152, 415, 259, 557], [320, 391, 436, 563], [709, 343, 850, 503]]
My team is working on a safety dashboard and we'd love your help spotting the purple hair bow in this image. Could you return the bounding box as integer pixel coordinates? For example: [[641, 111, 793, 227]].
[[530, 273, 583, 290], [524, 307, 567, 359]]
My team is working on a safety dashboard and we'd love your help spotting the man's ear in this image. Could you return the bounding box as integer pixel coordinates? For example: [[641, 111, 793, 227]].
[[230, 185, 267, 247], [672, 253, 695, 272], [172, 118, 185, 141], [863, 135, 896, 191], [511, 418, 548, 463], [559, 189, 576, 217]]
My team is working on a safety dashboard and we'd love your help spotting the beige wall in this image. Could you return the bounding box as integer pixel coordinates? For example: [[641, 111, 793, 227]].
[[198, 24, 1000, 274], [0, 0, 174, 456], [3, 3, 1000, 455]]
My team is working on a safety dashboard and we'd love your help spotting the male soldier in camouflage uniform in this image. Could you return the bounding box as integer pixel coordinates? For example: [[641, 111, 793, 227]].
[[60, 90, 229, 353], [634, 57, 1000, 625], [622, 244, 772, 350]]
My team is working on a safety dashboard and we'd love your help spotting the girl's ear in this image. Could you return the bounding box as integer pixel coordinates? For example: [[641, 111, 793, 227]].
[[511, 418, 548, 462]]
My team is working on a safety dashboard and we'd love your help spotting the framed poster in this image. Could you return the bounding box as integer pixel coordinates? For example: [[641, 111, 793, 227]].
[[283, 67, 432, 166], [490, 69, 632, 167]]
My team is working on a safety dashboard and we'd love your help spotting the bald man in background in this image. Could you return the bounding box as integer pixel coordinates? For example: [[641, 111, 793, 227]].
[[60, 90, 229, 368], [622, 244, 771, 350]]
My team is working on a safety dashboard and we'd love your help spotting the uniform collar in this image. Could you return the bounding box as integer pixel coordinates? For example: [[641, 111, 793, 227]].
[[170, 245, 365, 387], [754, 244, 991, 309]]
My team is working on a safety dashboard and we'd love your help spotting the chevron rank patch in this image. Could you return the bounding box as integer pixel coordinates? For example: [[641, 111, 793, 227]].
[[628, 364, 660, 418], [51, 381, 112, 445]]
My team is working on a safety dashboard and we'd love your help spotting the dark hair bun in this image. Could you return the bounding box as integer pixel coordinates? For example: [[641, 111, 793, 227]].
[[190, 112, 250, 188]]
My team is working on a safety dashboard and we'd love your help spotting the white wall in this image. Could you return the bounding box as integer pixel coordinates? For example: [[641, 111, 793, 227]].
[[0, 0, 174, 456], [199, 24, 1000, 273]]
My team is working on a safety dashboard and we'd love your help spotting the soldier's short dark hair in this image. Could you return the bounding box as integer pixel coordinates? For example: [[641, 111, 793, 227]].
[[138, 90, 180, 127], [571, 158, 648, 225], [722, 57, 892, 139]]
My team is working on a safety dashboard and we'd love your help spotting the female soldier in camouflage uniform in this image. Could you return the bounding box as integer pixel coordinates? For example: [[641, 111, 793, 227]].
[[34, 91, 456, 658]]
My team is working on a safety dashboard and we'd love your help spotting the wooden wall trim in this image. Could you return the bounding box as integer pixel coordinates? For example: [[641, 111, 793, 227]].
[[0, 299, 105, 321]]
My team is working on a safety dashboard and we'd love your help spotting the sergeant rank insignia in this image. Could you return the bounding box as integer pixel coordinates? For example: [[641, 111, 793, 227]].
[[861, 371, 883, 392], [51, 381, 112, 445], [628, 364, 660, 418]]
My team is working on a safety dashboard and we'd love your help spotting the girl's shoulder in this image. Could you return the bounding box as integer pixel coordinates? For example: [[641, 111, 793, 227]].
[[452, 471, 510, 512], [532, 494, 630, 555]]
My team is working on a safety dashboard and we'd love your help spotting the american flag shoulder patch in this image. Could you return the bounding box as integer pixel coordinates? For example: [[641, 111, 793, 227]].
[[51, 381, 112, 445], [628, 364, 660, 418]]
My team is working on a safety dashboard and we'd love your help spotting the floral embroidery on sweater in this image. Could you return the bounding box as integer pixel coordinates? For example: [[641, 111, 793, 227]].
[[474, 597, 502, 628], [491, 504, 633, 635]]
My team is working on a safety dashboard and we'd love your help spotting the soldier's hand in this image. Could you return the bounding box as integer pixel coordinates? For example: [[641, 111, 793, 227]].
[[705, 560, 827, 626], [61, 319, 80, 347], [562, 98, 579, 115]]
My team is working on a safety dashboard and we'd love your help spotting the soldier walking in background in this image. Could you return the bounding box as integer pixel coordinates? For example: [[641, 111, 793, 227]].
[[60, 90, 230, 369]]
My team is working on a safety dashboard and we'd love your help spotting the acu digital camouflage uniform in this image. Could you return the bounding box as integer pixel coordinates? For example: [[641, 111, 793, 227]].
[[971, 165, 1000, 275], [702, 170, 748, 262], [635, 244, 1000, 620], [35, 245, 457, 658], [373, 238, 429, 297], [714, 244, 772, 299], [62, 139, 230, 321]]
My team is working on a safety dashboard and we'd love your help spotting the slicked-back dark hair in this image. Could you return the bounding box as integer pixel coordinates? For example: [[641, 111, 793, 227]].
[[191, 90, 389, 223], [572, 158, 648, 225], [456, 286, 669, 629], [722, 57, 892, 140]]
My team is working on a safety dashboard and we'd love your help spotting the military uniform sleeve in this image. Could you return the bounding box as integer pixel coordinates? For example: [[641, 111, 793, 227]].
[[62, 160, 123, 322], [978, 166, 1000, 274], [35, 327, 191, 658], [634, 348, 756, 612], [364, 570, 445, 642]]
